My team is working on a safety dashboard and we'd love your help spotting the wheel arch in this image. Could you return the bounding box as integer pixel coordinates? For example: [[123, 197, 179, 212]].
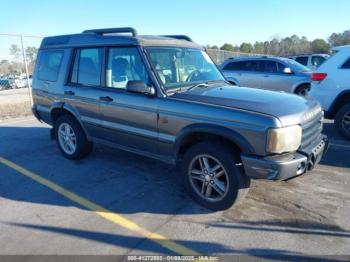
[[328, 90, 350, 118], [50, 103, 90, 140], [174, 123, 255, 160]]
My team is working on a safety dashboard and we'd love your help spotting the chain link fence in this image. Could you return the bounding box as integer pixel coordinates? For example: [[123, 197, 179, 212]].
[[206, 49, 263, 65]]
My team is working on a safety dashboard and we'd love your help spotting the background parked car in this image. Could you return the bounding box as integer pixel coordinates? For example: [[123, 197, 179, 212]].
[[0, 77, 15, 90], [309, 45, 350, 140], [13, 75, 31, 88], [220, 56, 312, 95], [289, 54, 329, 70]]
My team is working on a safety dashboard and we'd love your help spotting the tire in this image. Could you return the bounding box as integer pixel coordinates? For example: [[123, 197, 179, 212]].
[[54, 114, 93, 160], [335, 103, 350, 140], [295, 84, 310, 96], [180, 141, 250, 211]]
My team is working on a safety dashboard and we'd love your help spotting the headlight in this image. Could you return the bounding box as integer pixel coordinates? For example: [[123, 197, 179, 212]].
[[267, 125, 302, 154]]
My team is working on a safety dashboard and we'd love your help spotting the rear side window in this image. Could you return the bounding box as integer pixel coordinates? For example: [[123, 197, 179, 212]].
[[223, 61, 244, 71], [38, 50, 63, 82], [70, 48, 103, 86], [223, 60, 263, 72], [311, 56, 326, 67], [341, 58, 350, 69], [295, 56, 308, 66]]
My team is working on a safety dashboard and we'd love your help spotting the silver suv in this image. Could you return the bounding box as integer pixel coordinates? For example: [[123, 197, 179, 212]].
[[220, 56, 312, 96], [32, 28, 327, 210], [289, 54, 329, 70]]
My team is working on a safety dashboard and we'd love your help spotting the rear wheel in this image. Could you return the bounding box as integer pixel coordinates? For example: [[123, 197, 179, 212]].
[[335, 103, 350, 140], [295, 84, 310, 96], [54, 114, 93, 159], [180, 141, 250, 211]]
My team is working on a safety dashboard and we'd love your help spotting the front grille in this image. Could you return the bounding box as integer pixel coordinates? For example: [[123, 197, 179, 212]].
[[300, 112, 323, 149]]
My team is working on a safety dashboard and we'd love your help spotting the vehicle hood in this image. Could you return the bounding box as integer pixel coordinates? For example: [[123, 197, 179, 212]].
[[171, 85, 321, 127]]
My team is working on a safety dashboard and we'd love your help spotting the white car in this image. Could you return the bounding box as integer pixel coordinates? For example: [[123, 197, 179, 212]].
[[309, 45, 350, 139], [289, 54, 329, 71], [13, 76, 32, 88]]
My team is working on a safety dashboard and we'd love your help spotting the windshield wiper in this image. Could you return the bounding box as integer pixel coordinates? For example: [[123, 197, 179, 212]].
[[166, 80, 225, 95]]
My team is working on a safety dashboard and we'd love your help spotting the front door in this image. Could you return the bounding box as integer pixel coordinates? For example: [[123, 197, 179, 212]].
[[98, 47, 159, 155]]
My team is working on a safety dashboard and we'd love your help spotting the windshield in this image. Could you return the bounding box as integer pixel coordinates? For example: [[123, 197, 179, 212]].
[[146, 47, 225, 90], [284, 58, 311, 72]]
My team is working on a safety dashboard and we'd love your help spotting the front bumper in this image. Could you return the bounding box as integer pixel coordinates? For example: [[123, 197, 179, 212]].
[[241, 135, 328, 180]]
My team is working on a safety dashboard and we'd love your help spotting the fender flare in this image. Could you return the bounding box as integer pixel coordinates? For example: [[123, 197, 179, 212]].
[[174, 123, 255, 157], [49, 102, 90, 140], [327, 90, 350, 118]]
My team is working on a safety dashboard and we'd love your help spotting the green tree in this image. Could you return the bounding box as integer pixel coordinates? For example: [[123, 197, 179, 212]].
[[25, 46, 38, 63], [253, 42, 265, 54], [329, 30, 350, 47], [240, 42, 253, 53], [9, 44, 21, 60], [311, 39, 330, 53], [220, 43, 235, 52]]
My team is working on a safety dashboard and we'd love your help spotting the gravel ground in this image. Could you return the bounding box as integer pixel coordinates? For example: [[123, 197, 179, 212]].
[[0, 88, 32, 121]]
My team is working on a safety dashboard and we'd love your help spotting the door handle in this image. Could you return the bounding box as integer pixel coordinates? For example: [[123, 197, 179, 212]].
[[99, 96, 114, 102], [64, 90, 75, 95]]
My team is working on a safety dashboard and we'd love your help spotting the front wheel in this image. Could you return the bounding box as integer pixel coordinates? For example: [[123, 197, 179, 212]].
[[335, 103, 350, 140], [180, 141, 250, 211]]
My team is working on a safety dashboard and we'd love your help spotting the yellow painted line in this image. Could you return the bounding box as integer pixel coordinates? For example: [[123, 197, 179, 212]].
[[0, 156, 199, 256]]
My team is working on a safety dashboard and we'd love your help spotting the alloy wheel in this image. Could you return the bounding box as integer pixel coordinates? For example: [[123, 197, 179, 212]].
[[58, 122, 77, 155], [342, 110, 350, 134], [188, 154, 229, 202]]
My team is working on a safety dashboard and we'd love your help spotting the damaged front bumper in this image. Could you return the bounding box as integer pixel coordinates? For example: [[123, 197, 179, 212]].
[[241, 135, 328, 180]]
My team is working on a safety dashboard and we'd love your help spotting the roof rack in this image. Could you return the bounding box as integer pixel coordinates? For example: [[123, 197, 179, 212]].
[[82, 27, 137, 37], [161, 35, 193, 42]]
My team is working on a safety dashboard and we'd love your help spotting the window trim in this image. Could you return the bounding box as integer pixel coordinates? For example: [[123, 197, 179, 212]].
[[37, 49, 64, 82]]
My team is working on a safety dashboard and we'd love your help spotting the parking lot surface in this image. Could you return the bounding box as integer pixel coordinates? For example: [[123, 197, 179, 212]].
[[0, 117, 349, 259]]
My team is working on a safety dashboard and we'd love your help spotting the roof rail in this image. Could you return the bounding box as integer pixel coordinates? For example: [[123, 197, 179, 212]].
[[161, 35, 193, 42], [82, 27, 137, 37]]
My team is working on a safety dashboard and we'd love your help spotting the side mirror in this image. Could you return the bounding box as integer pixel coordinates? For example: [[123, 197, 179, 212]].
[[283, 67, 293, 74], [126, 80, 156, 96]]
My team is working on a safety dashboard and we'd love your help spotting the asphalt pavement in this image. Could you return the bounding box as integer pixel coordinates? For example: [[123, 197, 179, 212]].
[[0, 117, 349, 259]]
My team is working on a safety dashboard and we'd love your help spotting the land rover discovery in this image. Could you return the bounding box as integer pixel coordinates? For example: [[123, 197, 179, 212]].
[[32, 28, 328, 210]]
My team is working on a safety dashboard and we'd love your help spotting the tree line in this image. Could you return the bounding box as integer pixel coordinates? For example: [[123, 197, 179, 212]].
[[0, 44, 38, 75], [207, 29, 350, 56]]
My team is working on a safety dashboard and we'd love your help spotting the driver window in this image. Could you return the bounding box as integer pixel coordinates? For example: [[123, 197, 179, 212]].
[[106, 47, 151, 89]]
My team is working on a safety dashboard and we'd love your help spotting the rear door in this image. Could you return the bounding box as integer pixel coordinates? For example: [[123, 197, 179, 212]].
[[63, 47, 104, 138]]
